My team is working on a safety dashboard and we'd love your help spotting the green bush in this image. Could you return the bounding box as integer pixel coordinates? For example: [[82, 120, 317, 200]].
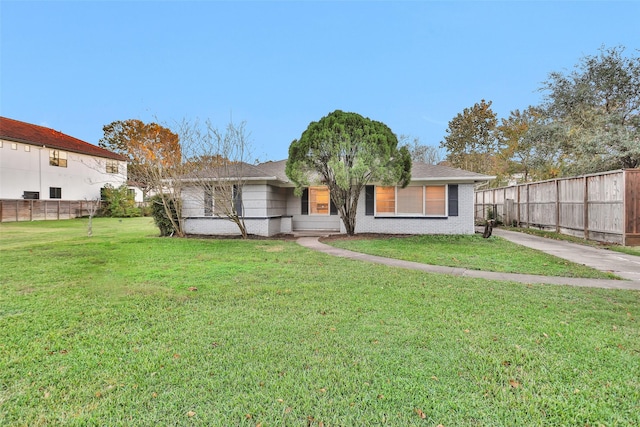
[[100, 184, 141, 217], [149, 195, 178, 236]]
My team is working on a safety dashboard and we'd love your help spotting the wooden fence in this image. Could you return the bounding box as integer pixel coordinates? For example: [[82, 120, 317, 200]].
[[0, 199, 103, 223], [475, 169, 640, 246]]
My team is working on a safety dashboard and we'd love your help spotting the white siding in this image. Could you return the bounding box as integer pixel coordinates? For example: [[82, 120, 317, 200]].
[[0, 139, 126, 200]]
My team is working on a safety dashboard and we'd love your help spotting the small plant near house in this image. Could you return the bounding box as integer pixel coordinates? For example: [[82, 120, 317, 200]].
[[100, 184, 141, 218], [150, 194, 179, 236]]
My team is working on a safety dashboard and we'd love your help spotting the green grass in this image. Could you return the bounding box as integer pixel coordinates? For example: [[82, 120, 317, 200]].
[[1, 218, 639, 426], [326, 234, 617, 279]]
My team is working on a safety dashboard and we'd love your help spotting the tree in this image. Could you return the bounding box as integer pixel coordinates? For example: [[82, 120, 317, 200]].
[[100, 119, 184, 236], [178, 119, 253, 238], [400, 135, 443, 164], [99, 120, 181, 194], [440, 99, 499, 175], [286, 110, 411, 236], [541, 45, 640, 173]]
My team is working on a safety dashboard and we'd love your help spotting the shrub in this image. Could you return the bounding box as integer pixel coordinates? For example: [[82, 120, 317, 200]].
[[150, 195, 178, 236], [100, 184, 141, 217]]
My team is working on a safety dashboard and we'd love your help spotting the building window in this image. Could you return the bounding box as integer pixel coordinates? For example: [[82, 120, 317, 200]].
[[204, 188, 213, 216], [425, 186, 446, 216], [23, 191, 40, 200], [309, 186, 330, 215], [374, 185, 447, 216], [24, 145, 31, 152], [49, 187, 62, 199], [397, 186, 424, 215], [375, 186, 395, 214], [106, 159, 118, 174], [11, 143, 17, 150], [50, 150, 67, 167]]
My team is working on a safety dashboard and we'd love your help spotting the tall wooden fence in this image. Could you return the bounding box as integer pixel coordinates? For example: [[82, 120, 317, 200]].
[[475, 169, 640, 246], [0, 199, 103, 223]]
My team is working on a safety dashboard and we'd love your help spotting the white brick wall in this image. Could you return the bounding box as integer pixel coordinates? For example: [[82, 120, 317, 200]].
[[354, 184, 476, 235], [183, 183, 477, 237]]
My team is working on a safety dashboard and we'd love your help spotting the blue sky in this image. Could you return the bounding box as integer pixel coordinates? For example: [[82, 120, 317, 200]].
[[2, 1, 639, 161]]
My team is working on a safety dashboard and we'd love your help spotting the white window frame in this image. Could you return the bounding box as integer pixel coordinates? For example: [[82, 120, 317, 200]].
[[374, 185, 448, 217]]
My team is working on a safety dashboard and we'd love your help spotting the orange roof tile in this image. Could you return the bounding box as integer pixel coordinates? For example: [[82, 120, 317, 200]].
[[0, 116, 126, 161]]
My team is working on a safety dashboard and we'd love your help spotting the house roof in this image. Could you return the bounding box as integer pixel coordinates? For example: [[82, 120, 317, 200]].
[[409, 162, 494, 182], [0, 116, 125, 161], [182, 159, 493, 184]]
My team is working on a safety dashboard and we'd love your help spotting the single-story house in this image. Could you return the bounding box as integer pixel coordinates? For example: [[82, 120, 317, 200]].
[[0, 116, 127, 200], [182, 159, 494, 236]]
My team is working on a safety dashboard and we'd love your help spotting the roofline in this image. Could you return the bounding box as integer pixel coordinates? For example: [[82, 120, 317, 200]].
[[0, 135, 127, 161]]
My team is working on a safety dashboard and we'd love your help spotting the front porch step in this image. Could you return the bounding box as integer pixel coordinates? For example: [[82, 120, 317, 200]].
[[292, 229, 340, 237]]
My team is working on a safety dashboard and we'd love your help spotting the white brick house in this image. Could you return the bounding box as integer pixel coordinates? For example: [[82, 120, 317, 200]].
[[0, 117, 127, 201], [182, 159, 493, 236]]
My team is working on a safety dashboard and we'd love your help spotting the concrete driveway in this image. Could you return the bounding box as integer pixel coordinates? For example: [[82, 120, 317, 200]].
[[491, 228, 640, 282], [297, 230, 640, 291]]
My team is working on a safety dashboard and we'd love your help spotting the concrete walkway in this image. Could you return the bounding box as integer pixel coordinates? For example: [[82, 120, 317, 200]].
[[296, 231, 640, 291]]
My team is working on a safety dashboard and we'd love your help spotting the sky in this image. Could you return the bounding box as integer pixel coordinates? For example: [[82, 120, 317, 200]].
[[1, 1, 639, 162]]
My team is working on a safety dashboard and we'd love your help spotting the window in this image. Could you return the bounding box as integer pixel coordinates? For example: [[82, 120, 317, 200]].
[[49, 187, 62, 199], [309, 186, 330, 215], [375, 186, 395, 214], [204, 188, 213, 216], [373, 185, 447, 216], [23, 191, 40, 200], [24, 145, 31, 152], [11, 143, 17, 150], [50, 150, 67, 167], [397, 186, 424, 214], [425, 186, 446, 216], [106, 159, 118, 174]]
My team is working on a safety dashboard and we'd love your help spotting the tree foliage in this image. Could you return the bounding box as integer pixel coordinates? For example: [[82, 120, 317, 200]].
[[286, 110, 411, 236], [178, 119, 253, 238], [541, 45, 640, 173], [440, 99, 498, 175], [100, 183, 141, 218], [99, 120, 181, 191], [100, 119, 184, 236], [401, 135, 443, 165]]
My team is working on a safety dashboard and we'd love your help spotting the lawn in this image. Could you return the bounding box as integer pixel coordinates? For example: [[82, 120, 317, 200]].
[[1, 218, 639, 426], [325, 234, 617, 279]]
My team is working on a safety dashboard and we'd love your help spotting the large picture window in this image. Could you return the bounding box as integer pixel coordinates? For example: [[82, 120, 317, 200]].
[[50, 150, 67, 167], [375, 185, 447, 216], [309, 186, 330, 215]]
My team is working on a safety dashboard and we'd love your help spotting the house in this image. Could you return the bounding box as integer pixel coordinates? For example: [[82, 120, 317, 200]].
[[182, 159, 494, 236], [0, 117, 127, 201]]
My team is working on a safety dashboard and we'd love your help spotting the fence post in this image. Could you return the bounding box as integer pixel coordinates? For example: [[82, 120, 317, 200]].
[[555, 179, 560, 233], [584, 175, 589, 240], [30, 200, 33, 221]]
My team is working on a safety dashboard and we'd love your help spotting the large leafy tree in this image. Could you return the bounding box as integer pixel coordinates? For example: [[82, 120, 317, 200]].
[[440, 99, 499, 176], [286, 110, 411, 236], [541, 45, 640, 173], [100, 119, 183, 235]]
